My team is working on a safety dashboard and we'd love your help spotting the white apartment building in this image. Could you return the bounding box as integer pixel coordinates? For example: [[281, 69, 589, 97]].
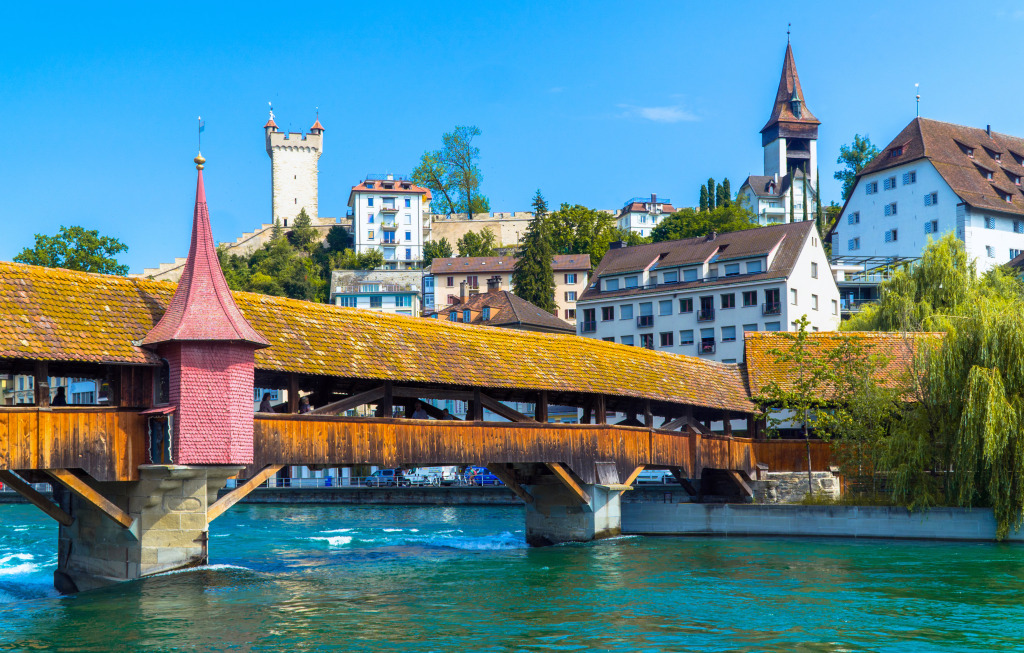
[[576, 221, 839, 363], [329, 270, 422, 316], [616, 195, 675, 237], [829, 118, 1024, 272], [348, 174, 432, 270], [737, 42, 820, 225]]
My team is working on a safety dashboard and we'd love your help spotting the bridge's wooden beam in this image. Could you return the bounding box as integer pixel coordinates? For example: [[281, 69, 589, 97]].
[[643, 400, 653, 428], [207, 465, 284, 522], [288, 374, 299, 413], [469, 388, 483, 421], [545, 463, 591, 504], [623, 465, 645, 487], [417, 401, 462, 421], [486, 463, 534, 504], [660, 414, 711, 434], [595, 395, 606, 425], [669, 468, 698, 495], [536, 390, 548, 423], [728, 470, 754, 498], [380, 382, 393, 418], [0, 471, 73, 526], [34, 361, 49, 407], [47, 470, 133, 529], [391, 386, 473, 401], [478, 393, 533, 423], [310, 386, 385, 416]]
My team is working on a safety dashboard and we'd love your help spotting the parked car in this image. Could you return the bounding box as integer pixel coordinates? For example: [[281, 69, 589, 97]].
[[635, 469, 675, 485], [415, 466, 461, 486], [364, 469, 410, 487], [464, 466, 502, 486], [401, 469, 431, 486]]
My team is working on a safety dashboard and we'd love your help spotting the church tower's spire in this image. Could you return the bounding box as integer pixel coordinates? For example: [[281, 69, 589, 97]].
[[761, 42, 819, 134]]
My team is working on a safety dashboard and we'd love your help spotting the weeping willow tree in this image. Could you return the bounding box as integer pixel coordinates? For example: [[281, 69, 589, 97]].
[[845, 234, 1024, 537]]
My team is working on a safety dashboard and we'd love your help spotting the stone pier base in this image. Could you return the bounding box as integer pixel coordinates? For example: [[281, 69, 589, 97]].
[[523, 481, 621, 546], [54, 465, 241, 594]]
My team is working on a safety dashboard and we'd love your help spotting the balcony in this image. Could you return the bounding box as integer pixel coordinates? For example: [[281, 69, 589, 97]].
[[580, 321, 597, 333], [700, 341, 716, 355], [379, 205, 399, 214], [637, 315, 654, 328], [697, 308, 715, 322], [762, 302, 782, 316], [381, 220, 399, 231], [381, 238, 398, 245]]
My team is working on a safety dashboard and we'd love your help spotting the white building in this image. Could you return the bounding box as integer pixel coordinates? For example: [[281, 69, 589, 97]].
[[348, 175, 432, 270], [829, 118, 1024, 272], [330, 269, 422, 316], [616, 195, 675, 237], [575, 221, 839, 363], [737, 42, 820, 225], [265, 111, 323, 225]]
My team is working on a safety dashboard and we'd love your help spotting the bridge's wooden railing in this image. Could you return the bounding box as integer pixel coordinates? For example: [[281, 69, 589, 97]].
[[253, 415, 757, 485], [0, 407, 146, 482], [751, 439, 833, 473]]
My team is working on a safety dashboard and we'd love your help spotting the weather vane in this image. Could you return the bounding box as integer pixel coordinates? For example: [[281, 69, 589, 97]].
[[198, 116, 205, 151], [915, 83, 920, 117], [268, 101, 274, 122], [787, 22, 791, 43]]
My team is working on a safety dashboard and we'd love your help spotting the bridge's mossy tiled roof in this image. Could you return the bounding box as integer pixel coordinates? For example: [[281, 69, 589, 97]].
[[0, 262, 755, 413]]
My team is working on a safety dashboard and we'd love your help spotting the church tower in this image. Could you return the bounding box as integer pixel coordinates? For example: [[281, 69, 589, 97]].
[[265, 110, 324, 225], [761, 41, 819, 188]]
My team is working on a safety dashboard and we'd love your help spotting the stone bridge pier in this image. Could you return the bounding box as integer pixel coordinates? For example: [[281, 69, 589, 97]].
[[52, 465, 242, 594]]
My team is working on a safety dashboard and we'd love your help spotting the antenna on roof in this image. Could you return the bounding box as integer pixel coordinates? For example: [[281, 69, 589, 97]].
[[915, 83, 920, 118]]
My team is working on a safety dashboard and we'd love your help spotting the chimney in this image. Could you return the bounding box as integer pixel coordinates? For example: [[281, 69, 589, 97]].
[[386, 173, 394, 180], [987, 124, 992, 138], [486, 275, 502, 293], [651, 193, 657, 204], [609, 240, 627, 250], [706, 230, 718, 242], [459, 280, 469, 304]]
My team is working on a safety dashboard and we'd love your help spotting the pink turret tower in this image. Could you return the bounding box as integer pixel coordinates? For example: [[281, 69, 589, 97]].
[[140, 153, 270, 465]]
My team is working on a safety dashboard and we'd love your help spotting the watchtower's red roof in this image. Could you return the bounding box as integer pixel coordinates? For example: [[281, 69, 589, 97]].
[[140, 165, 269, 349], [761, 43, 819, 133], [310, 118, 325, 132]]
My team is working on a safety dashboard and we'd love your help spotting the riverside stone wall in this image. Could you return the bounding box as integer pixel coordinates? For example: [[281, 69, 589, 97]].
[[753, 471, 840, 504]]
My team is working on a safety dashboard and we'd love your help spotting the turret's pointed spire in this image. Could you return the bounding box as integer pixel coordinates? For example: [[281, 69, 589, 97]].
[[760, 40, 819, 133], [141, 153, 269, 348]]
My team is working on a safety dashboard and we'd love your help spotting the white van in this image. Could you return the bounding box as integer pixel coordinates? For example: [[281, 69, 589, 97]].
[[412, 466, 460, 486]]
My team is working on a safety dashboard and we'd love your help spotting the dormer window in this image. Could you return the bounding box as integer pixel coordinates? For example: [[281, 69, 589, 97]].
[[789, 89, 802, 119], [366, 182, 375, 189], [384, 183, 394, 190], [482, 307, 491, 321], [890, 146, 903, 158]]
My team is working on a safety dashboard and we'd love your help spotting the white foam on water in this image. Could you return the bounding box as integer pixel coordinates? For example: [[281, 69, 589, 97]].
[[155, 564, 253, 577], [0, 553, 33, 566], [0, 562, 40, 577], [382, 528, 404, 532], [421, 531, 526, 551], [309, 536, 353, 547], [321, 528, 352, 534], [409, 529, 419, 532]]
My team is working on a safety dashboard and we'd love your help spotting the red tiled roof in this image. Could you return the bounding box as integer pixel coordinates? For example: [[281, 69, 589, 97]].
[[430, 255, 590, 275], [264, 118, 277, 129], [348, 179, 432, 206], [857, 118, 1024, 217], [310, 119, 325, 132], [430, 290, 574, 334], [139, 169, 269, 349]]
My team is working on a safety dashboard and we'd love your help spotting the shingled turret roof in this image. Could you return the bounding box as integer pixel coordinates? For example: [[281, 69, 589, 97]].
[[761, 43, 819, 134], [139, 158, 269, 348]]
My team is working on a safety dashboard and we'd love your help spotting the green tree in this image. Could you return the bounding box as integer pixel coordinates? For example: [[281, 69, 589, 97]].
[[715, 179, 731, 209], [512, 191, 555, 311], [802, 176, 809, 222], [412, 150, 458, 216], [814, 173, 824, 231], [789, 170, 795, 223], [423, 238, 454, 266], [835, 134, 880, 201], [16, 226, 129, 276], [707, 178, 716, 210], [412, 125, 487, 218], [325, 224, 353, 252], [332, 248, 385, 270], [699, 185, 709, 212], [722, 178, 731, 207], [548, 203, 618, 265], [456, 229, 498, 257], [287, 208, 319, 253], [650, 203, 757, 242], [609, 228, 652, 247]]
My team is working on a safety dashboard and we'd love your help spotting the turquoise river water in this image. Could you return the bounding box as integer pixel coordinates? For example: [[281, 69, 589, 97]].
[[3, 502, 1024, 651]]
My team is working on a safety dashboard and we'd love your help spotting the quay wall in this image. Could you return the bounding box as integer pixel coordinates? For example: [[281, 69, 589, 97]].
[[217, 485, 521, 506], [621, 502, 1024, 543]]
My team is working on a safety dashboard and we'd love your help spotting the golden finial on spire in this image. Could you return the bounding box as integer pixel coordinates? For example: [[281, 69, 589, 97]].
[[195, 152, 206, 170]]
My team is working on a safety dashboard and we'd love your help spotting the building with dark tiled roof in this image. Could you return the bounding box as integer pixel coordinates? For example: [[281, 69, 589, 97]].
[[424, 254, 590, 324], [737, 41, 820, 225], [829, 118, 1024, 272], [575, 221, 839, 363], [427, 277, 575, 335]]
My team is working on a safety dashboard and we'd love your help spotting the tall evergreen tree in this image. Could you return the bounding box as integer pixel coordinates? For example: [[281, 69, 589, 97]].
[[707, 178, 716, 210], [699, 185, 709, 212], [722, 178, 731, 207], [814, 171, 824, 234], [512, 190, 555, 312]]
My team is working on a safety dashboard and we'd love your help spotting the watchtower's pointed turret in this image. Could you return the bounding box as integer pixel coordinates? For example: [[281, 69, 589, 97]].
[[761, 43, 819, 133], [141, 155, 268, 348]]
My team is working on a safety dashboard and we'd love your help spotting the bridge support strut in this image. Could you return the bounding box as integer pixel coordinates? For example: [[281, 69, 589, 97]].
[[523, 464, 623, 546]]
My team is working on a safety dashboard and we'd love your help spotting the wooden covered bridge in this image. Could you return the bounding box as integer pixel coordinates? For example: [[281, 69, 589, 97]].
[[0, 157, 813, 593]]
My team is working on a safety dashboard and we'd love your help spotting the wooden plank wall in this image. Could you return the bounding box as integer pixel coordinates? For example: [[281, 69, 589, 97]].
[[0, 408, 146, 481], [752, 440, 833, 473], [253, 416, 755, 484]]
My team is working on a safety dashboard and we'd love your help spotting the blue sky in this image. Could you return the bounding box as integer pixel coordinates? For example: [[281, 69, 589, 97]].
[[2, 1, 1022, 273]]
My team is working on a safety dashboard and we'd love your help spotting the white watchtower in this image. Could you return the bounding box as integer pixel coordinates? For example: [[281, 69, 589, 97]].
[[264, 110, 324, 225]]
